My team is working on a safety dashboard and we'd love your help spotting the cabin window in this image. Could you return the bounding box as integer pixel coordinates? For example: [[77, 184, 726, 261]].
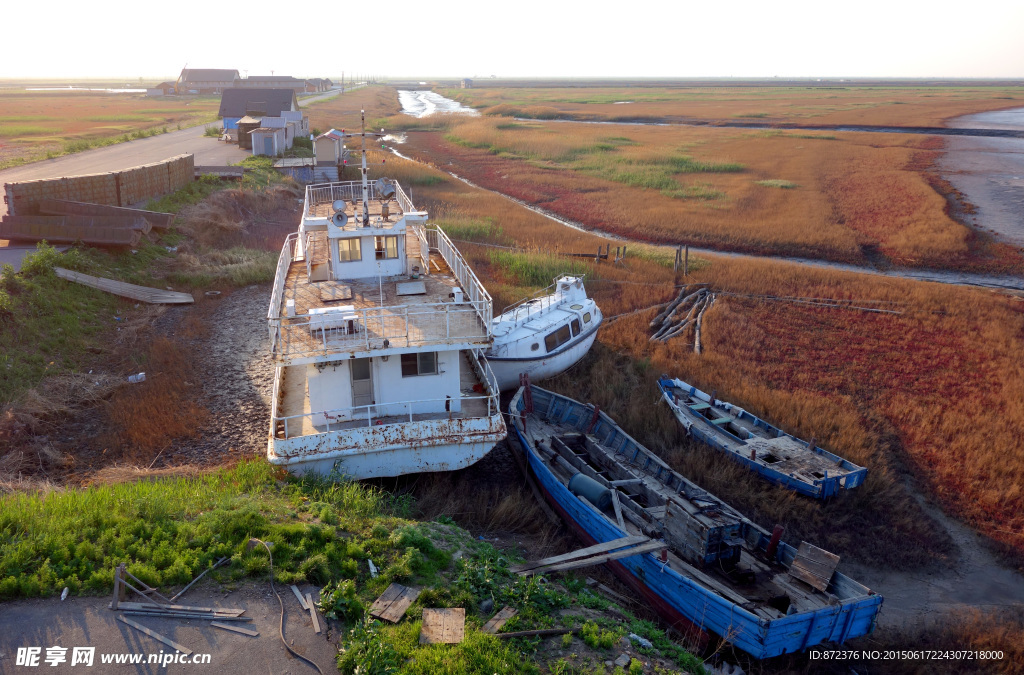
[[338, 238, 361, 262], [375, 235, 399, 260], [544, 325, 572, 352], [530, 343, 540, 351], [583, 312, 592, 324], [401, 352, 437, 377], [570, 318, 581, 337]]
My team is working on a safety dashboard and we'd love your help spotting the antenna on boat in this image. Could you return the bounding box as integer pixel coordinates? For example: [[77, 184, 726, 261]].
[[360, 110, 370, 227]]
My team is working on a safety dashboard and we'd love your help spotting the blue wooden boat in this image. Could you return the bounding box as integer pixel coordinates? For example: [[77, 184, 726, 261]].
[[509, 384, 881, 659], [657, 377, 867, 499]]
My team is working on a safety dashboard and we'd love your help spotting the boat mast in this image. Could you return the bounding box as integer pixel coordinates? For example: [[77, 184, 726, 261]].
[[360, 109, 370, 227]]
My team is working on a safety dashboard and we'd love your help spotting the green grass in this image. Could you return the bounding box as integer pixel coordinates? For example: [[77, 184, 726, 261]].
[[661, 184, 726, 201], [145, 174, 225, 213], [436, 218, 511, 246], [0, 244, 118, 404], [168, 247, 277, 287], [488, 250, 598, 287], [0, 125, 61, 137], [0, 116, 58, 122], [755, 179, 799, 189], [85, 114, 155, 122]]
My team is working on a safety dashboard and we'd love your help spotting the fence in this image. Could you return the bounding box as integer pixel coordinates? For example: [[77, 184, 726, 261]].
[[3, 155, 194, 216]]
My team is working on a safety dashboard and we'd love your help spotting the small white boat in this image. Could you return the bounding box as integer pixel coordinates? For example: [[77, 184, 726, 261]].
[[485, 276, 602, 391]]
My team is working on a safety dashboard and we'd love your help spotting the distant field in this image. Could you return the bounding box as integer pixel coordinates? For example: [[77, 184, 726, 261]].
[[400, 116, 1024, 273], [0, 91, 219, 169], [439, 85, 1024, 127]]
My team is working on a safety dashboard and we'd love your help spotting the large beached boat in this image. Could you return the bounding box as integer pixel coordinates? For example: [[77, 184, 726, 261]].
[[264, 132, 505, 478], [485, 276, 602, 391], [509, 384, 882, 658]]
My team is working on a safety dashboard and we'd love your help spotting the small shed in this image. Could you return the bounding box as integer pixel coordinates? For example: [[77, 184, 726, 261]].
[[460, 78, 473, 89], [146, 81, 176, 96], [281, 110, 308, 136], [252, 127, 287, 156], [314, 129, 344, 165], [237, 115, 262, 150]]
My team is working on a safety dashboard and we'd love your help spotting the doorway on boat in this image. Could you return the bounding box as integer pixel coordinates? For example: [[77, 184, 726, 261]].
[[351, 358, 374, 409]]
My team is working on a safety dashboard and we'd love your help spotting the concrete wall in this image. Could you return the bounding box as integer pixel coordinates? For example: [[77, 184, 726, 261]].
[[4, 155, 194, 216]]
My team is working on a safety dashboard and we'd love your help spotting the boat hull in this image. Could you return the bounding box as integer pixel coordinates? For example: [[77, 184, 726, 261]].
[[486, 328, 597, 391], [268, 415, 505, 479], [510, 387, 882, 659], [657, 378, 867, 499]]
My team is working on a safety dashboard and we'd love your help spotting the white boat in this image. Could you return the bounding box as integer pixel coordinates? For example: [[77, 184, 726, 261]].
[[485, 276, 603, 391], [264, 119, 506, 478]]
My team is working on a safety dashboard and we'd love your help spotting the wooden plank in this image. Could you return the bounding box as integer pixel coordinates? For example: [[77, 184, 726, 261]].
[[420, 608, 465, 644], [55, 268, 194, 304], [291, 585, 309, 610], [611, 490, 626, 530], [369, 583, 420, 623], [481, 606, 517, 634], [520, 540, 666, 576], [609, 479, 642, 487], [211, 622, 259, 637], [116, 601, 244, 615], [510, 535, 649, 573], [117, 615, 193, 656], [495, 627, 575, 640], [306, 593, 321, 634], [120, 611, 252, 621], [789, 541, 841, 592]]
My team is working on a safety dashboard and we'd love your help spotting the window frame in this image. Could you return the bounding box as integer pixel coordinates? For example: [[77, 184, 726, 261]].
[[400, 352, 438, 377], [544, 325, 572, 353], [337, 237, 362, 263], [375, 235, 399, 260]]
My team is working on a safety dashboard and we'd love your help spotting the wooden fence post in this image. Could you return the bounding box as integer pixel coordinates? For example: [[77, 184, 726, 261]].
[[684, 245, 689, 277]]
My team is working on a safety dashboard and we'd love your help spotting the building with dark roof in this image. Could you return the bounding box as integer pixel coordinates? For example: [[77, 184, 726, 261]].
[[218, 88, 299, 129], [178, 68, 240, 94], [240, 75, 307, 93]]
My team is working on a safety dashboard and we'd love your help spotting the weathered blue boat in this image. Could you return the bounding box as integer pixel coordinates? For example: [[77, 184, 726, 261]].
[[657, 377, 867, 500], [509, 383, 881, 659]]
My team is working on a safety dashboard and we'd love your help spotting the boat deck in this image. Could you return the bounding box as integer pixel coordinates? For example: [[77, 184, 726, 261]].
[[274, 234, 488, 357], [275, 352, 490, 439], [307, 197, 403, 221]]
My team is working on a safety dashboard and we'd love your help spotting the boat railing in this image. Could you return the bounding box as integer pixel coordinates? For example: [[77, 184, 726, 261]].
[[268, 232, 300, 353], [425, 225, 493, 330], [497, 274, 585, 326], [303, 179, 414, 217], [268, 301, 491, 360]]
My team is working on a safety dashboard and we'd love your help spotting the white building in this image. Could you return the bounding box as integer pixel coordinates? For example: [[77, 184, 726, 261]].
[[265, 177, 505, 478]]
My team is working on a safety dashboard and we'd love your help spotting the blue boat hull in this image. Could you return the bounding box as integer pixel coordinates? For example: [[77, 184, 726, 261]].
[[510, 386, 882, 659]]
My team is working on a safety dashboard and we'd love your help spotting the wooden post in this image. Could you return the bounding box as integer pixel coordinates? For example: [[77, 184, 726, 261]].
[[673, 246, 680, 272], [596, 247, 601, 263], [684, 245, 689, 276]]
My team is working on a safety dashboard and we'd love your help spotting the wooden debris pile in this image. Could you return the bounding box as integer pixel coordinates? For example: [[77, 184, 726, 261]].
[[649, 284, 717, 352]]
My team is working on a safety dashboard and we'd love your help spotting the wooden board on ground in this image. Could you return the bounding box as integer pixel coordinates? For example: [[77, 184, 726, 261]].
[[419, 608, 465, 644], [318, 281, 353, 302], [789, 541, 841, 592], [305, 593, 320, 634], [116, 601, 244, 615], [481, 606, 517, 634], [117, 615, 192, 656], [511, 535, 650, 573], [291, 585, 308, 609], [55, 267, 194, 304], [369, 583, 420, 623], [211, 622, 259, 637]]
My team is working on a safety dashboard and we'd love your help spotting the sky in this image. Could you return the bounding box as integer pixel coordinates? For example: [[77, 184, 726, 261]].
[[4, 0, 1024, 80]]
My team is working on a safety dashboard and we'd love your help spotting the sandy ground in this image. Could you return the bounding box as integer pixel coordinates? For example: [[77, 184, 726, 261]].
[[942, 107, 1024, 247], [0, 582, 337, 674]]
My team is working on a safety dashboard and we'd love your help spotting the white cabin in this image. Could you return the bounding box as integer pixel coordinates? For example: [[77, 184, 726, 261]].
[[266, 179, 506, 478]]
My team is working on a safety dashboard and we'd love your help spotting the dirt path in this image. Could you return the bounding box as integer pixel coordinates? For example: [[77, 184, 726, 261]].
[[845, 493, 1024, 631], [153, 284, 275, 468]]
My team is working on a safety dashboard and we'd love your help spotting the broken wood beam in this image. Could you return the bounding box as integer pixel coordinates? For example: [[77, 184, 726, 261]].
[[519, 540, 666, 576], [291, 585, 309, 610], [510, 535, 650, 573], [306, 593, 321, 634], [211, 622, 259, 637], [120, 611, 252, 621], [117, 615, 193, 655], [494, 627, 578, 639], [611, 490, 626, 530]]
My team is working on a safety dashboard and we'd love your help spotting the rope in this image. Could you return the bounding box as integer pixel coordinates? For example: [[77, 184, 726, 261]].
[[256, 539, 324, 675]]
